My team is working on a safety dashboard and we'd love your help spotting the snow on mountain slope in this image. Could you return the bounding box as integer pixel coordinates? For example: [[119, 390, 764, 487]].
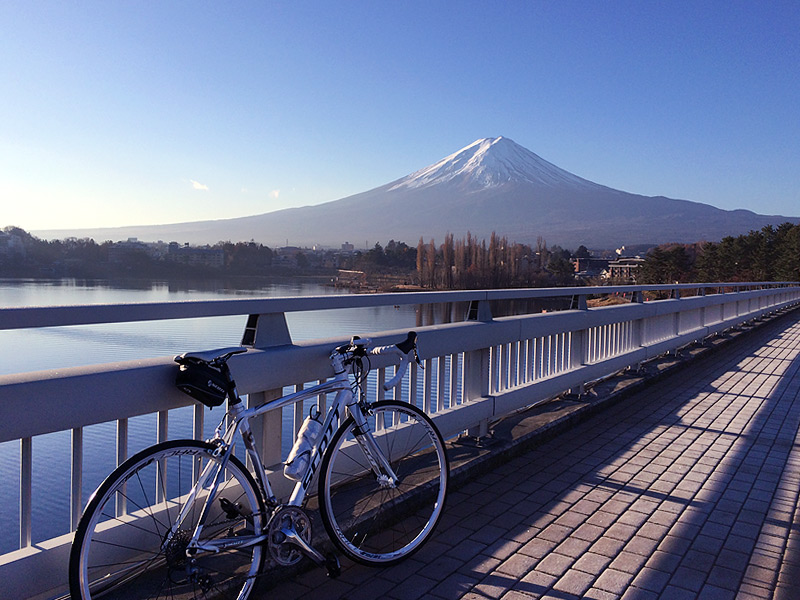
[[389, 137, 607, 192]]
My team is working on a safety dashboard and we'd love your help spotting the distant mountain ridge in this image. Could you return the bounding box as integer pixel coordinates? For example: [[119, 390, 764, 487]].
[[33, 137, 799, 249]]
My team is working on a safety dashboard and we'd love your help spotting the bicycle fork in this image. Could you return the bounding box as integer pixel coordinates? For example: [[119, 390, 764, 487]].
[[350, 403, 400, 488]]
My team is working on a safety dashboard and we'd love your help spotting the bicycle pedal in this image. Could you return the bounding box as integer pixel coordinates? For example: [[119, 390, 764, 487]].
[[325, 553, 341, 578]]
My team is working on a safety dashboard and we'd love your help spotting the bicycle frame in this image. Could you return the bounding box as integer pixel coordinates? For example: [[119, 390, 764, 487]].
[[181, 352, 396, 557]]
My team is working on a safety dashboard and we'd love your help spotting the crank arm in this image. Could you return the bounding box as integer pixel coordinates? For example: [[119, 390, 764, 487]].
[[280, 524, 326, 566]]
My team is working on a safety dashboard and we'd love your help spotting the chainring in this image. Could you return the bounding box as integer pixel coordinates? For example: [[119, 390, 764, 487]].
[[267, 506, 313, 566]]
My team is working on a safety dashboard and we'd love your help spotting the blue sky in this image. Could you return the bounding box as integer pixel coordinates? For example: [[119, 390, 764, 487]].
[[2, 1, 798, 231]]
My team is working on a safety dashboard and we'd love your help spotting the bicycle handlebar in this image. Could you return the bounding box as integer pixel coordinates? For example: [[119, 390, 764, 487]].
[[370, 331, 418, 391]]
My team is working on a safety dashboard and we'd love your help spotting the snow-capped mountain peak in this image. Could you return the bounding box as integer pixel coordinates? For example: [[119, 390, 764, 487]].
[[389, 136, 602, 192]]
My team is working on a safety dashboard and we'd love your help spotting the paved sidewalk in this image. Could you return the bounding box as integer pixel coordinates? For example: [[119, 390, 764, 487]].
[[259, 310, 800, 600]]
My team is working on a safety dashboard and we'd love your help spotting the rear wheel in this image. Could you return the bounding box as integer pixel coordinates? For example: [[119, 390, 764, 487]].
[[69, 439, 265, 600], [318, 400, 448, 565]]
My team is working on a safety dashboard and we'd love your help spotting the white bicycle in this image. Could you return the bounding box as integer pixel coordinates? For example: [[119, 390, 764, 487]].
[[69, 331, 449, 599]]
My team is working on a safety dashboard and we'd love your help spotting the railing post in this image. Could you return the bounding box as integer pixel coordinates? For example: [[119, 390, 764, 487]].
[[463, 347, 491, 437], [71, 427, 83, 530], [156, 410, 169, 504], [569, 298, 589, 395], [243, 312, 293, 469], [116, 418, 128, 517], [20, 437, 32, 549], [463, 299, 492, 437], [630, 290, 645, 371]]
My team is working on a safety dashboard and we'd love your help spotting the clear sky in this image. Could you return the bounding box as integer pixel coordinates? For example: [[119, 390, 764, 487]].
[[2, 1, 799, 231]]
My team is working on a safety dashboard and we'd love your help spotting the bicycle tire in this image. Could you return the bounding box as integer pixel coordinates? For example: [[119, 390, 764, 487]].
[[318, 400, 448, 566], [69, 439, 265, 600]]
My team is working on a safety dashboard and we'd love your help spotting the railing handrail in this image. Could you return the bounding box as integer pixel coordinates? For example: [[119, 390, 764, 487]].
[[1, 282, 795, 330]]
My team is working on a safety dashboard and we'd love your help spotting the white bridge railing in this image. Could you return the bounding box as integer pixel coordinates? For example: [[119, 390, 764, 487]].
[[2, 282, 799, 599]]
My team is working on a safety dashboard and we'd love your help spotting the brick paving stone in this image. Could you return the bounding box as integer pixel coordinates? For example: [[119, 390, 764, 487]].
[[716, 548, 751, 572], [418, 555, 469, 580], [539, 593, 580, 600], [429, 572, 482, 600], [551, 569, 595, 596], [609, 550, 648, 575], [499, 591, 537, 600], [671, 565, 710, 592], [681, 549, 717, 573], [743, 564, 778, 588], [572, 522, 606, 543], [724, 533, 758, 554], [506, 523, 540, 544], [366, 556, 423, 583], [496, 552, 538, 579], [337, 576, 396, 600], [472, 572, 516, 598], [747, 550, 781, 572], [706, 565, 743, 591], [594, 568, 635, 595], [517, 569, 557, 597], [591, 537, 628, 558], [554, 537, 591, 559], [692, 533, 726, 555], [698, 584, 738, 600], [702, 521, 733, 540], [519, 538, 558, 559], [554, 511, 587, 529], [657, 534, 693, 556], [386, 575, 438, 600], [624, 536, 660, 557], [659, 584, 702, 599], [618, 510, 649, 527], [582, 588, 620, 600], [536, 552, 574, 578], [538, 524, 573, 544], [469, 524, 509, 546], [586, 510, 617, 528], [484, 539, 523, 561], [445, 538, 488, 562], [573, 552, 613, 574], [638, 521, 670, 540], [621, 587, 659, 600], [572, 498, 603, 515], [631, 566, 671, 593]]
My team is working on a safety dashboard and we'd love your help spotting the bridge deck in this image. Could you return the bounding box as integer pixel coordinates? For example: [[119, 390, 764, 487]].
[[261, 310, 800, 600]]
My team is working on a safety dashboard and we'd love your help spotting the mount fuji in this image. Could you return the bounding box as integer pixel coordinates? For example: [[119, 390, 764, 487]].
[[35, 137, 798, 249]]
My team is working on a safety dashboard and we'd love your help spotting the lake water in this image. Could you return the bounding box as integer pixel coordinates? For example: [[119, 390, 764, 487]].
[[0, 277, 463, 553]]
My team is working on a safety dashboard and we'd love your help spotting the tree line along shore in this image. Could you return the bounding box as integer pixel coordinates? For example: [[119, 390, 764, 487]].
[[2, 223, 799, 290]]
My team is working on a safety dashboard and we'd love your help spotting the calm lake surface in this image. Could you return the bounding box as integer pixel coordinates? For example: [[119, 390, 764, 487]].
[[0, 277, 460, 553]]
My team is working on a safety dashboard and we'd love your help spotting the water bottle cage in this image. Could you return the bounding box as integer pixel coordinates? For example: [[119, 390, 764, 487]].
[[351, 422, 370, 437]]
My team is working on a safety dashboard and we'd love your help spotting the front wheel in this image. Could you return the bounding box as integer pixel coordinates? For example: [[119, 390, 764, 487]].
[[69, 439, 265, 600], [319, 400, 448, 565]]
